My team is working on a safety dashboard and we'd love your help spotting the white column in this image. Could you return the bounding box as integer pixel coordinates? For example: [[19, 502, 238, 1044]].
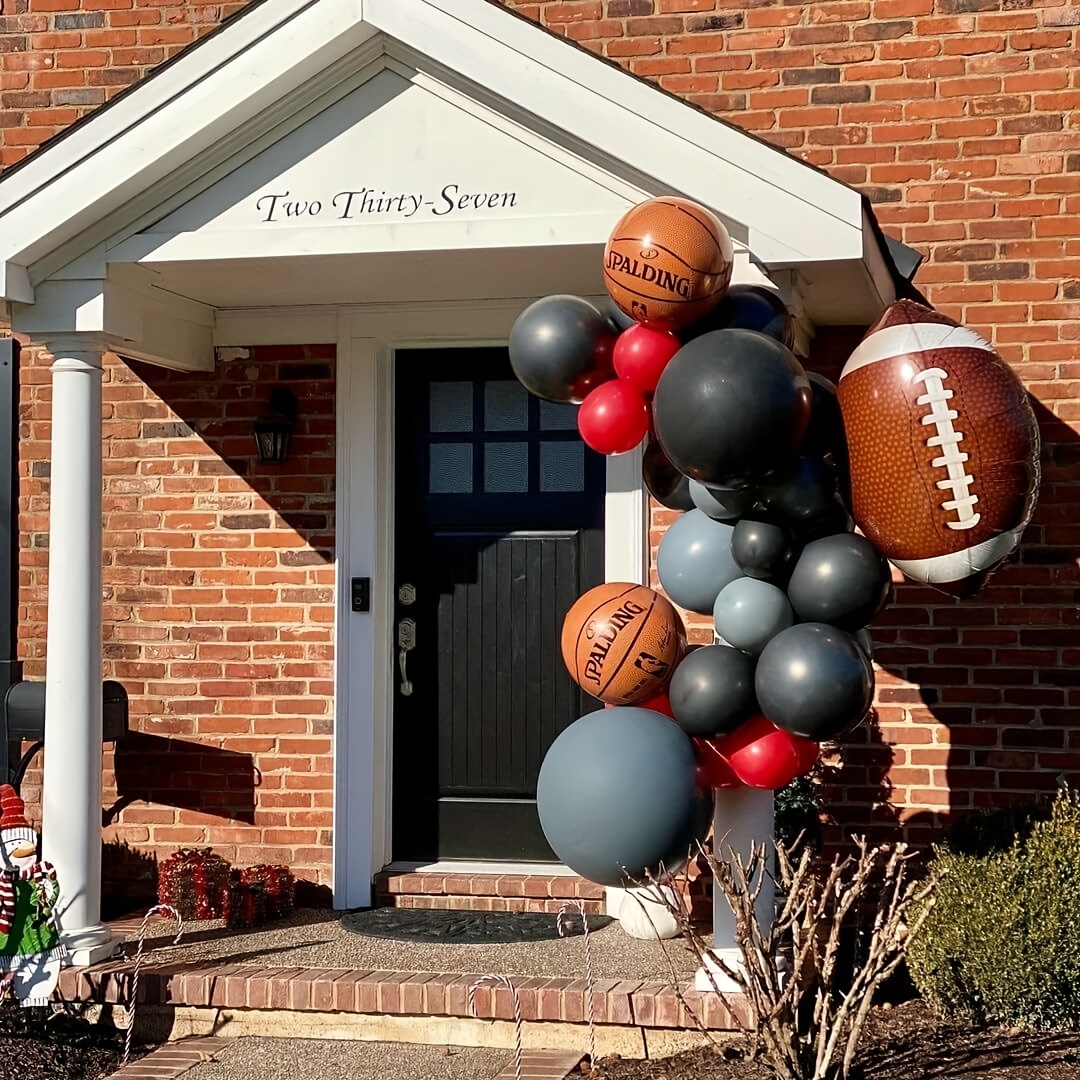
[[695, 786, 775, 992], [40, 338, 113, 960]]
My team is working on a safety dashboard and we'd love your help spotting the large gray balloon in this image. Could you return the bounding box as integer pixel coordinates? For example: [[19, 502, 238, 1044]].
[[656, 509, 743, 615], [537, 708, 711, 887], [668, 644, 757, 737], [689, 480, 753, 522], [786, 533, 890, 632], [713, 577, 794, 656], [755, 623, 874, 741], [508, 295, 613, 403]]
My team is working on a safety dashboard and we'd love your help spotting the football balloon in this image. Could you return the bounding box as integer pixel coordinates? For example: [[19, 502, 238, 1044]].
[[838, 301, 1039, 594]]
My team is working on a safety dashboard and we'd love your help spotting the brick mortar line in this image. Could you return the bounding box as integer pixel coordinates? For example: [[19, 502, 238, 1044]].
[[105, 1036, 230, 1080], [59, 962, 746, 1029]]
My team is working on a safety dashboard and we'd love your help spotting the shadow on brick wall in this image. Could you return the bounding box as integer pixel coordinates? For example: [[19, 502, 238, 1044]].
[[129, 350, 336, 560], [111, 732, 256, 824], [821, 394, 1080, 849]]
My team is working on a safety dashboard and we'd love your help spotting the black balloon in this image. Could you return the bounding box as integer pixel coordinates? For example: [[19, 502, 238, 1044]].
[[596, 295, 637, 335], [802, 372, 851, 503], [643, 437, 694, 512], [652, 330, 812, 486], [731, 518, 796, 584], [508, 295, 614, 403], [668, 644, 758, 737], [682, 284, 795, 350], [786, 533, 891, 632], [755, 623, 874, 741], [760, 455, 838, 531]]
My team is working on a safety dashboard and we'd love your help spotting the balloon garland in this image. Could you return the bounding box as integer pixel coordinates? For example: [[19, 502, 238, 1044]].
[[507, 196, 1041, 889]]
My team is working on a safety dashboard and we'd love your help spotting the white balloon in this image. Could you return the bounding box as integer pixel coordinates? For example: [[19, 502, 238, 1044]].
[[617, 885, 682, 940]]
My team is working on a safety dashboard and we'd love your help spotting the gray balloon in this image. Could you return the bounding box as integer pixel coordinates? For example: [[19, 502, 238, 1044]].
[[537, 708, 711, 887], [855, 627, 874, 659], [713, 577, 794, 656], [656, 509, 743, 615], [786, 533, 890, 632], [508, 295, 613, 403], [689, 480, 752, 522], [755, 623, 874, 741], [668, 644, 758, 737]]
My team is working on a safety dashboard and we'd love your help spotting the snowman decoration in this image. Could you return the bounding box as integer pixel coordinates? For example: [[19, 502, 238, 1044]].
[[0, 785, 65, 1006]]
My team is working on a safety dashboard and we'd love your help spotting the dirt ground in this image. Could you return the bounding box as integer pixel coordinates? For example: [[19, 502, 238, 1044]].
[[593, 1002, 1080, 1080], [0, 999, 134, 1080]]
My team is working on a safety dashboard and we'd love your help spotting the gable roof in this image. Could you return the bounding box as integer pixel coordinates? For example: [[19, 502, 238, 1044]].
[[0, 0, 901, 322]]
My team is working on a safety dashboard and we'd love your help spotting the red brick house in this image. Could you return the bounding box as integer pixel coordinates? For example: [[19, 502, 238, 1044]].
[[1, 0, 1077, 959]]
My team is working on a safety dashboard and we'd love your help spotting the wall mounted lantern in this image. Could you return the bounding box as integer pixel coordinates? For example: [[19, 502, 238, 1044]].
[[253, 387, 298, 465]]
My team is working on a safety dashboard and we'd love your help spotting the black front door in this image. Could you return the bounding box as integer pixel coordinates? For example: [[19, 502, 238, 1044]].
[[392, 348, 605, 862]]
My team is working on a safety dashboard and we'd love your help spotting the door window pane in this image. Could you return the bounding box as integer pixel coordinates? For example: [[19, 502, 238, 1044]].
[[539, 400, 579, 431], [484, 442, 528, 492], [430, 443, 473, 493], [430, 381, 474, 432], [485, 381, 529, 431], [539, 441, 584, 492]]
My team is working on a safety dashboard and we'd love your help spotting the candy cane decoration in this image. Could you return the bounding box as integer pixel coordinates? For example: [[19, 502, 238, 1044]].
[[558, 898, 597, 1067], [123, 905, 183, 1066], [469, 974, 522, 1080]]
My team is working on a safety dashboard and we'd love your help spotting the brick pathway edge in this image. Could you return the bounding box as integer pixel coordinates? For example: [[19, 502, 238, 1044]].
[[105, 1037, 230, 1080]]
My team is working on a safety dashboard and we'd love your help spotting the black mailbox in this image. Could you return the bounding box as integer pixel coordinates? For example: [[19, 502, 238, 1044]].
[[4, 680, 129, 742], [2, 680, 129, 789]]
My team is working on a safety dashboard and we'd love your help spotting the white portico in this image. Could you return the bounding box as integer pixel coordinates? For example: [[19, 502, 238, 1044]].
[[0, 0, 898, 961]]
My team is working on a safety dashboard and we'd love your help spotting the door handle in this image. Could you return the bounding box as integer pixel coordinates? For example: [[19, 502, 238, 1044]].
[[397, 618, 416, 697]]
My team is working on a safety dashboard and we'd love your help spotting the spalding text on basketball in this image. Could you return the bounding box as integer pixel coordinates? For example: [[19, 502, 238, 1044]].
[[254, 185, 518, 223], [582, 601, 647, 686], [605, 251, 692, 299]]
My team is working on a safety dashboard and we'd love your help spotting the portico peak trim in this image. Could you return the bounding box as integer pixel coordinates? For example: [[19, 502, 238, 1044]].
[[0, 0, 896, 320]]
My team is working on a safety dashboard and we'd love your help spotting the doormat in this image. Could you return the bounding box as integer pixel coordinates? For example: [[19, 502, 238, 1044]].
[[340, 907, 612, 943]]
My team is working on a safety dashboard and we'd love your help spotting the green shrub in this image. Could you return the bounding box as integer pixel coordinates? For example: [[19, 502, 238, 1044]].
[[908, 786, 1080, 1029]]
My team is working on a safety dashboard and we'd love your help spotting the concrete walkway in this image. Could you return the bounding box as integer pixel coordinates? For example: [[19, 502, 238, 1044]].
[[183, 1038, 512, 1080]]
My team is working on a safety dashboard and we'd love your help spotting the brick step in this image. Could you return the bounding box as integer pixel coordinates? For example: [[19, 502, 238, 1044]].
[[374, 871, 606, 915], [60, 960, 747, 1031]]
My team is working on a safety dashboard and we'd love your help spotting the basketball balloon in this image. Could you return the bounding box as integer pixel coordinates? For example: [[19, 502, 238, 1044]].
[[603, 197, 734, 330], [561, 583, 685, 705]]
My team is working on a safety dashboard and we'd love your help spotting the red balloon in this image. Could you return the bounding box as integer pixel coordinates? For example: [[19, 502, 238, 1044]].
[[721, 715, 819, 790], [692, 736, 743, 791], [639, 690, 675, 719], [613, 325, 682, 395], [578, 380, 650, 455]]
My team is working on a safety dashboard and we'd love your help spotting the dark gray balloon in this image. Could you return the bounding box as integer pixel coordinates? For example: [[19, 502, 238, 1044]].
[[668, 644, 758, 737], [787, 533, 891, 632], [689, 480, 752, 522], [755, 623, 874, 741], [713, 577, 794, 656], [595, 295, 637, 335], [760, 455, 838, 531], [855, 627, 874, 659], [508, 295, 614, 403], [643, 437, 694, 512], [656, 509, 742, 615], [681, 284, 796, 350], [803, 372, 851, 499], [652, 329, 812, 486], [536, 708, 711, 887], [731, 518, 795, 583]]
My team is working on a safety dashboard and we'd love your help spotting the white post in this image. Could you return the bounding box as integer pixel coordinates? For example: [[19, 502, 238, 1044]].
[[40, 338, 114, 962], [695, 786, 775, 992]]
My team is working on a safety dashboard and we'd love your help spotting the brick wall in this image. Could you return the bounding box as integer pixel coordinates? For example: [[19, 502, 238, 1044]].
[[18, 343, 336, 904], [3, 0, 1080, 852]]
